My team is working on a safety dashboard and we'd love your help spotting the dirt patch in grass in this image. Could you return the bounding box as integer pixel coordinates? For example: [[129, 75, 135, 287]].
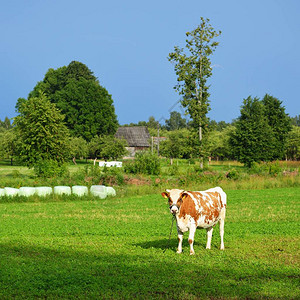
[[124, 176, 151, 186]]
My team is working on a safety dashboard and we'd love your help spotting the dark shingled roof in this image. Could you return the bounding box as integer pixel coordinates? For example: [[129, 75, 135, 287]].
[[115, 126, 150, 147]]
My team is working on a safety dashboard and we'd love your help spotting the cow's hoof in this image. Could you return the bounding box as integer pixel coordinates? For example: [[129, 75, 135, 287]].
[[190, 251, 195, 255], [176, 250, 182, 254]]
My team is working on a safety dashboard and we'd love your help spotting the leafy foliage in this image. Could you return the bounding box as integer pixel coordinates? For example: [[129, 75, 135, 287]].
[[286, 126, 300, 160], [262, 94, 291, 159], [164, 111, 187, 131], [19, 61, 118, 141], [33, 160, 68, 177], [159, 128, 192, 159], [168, 17, 221, 149], [0, 129, 20, 164], [69, 137, 89, 161], [206, 126, 235, 160], [230, 97, 275, 167], [230, 96, 291, 167], [89, 135, 128, 160], [124, 151, 160, 175], [14, 92, 70, 167]]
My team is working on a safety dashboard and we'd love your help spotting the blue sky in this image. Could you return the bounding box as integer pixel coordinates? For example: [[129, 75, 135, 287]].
[[1, 0, 299, 125]]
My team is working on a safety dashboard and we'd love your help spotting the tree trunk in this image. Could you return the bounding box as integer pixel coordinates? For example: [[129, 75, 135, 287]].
[[196, 80, 203, 169]]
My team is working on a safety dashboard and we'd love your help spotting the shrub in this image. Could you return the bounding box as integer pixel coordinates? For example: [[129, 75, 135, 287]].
[[168, 164, 179, 176], [226, 168, 240, 180], [250, 161, 282, 176], [34, 160, 68, 178], [82, 165, 124, 186], [124, 152, 160, 175]]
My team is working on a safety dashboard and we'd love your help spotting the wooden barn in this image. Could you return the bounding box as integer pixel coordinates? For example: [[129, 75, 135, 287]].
[[115, 126, 151, 157]]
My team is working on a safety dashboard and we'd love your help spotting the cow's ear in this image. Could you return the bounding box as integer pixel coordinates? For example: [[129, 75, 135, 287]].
[[161, 192, 169, 199], [180, 192, 188, 201]]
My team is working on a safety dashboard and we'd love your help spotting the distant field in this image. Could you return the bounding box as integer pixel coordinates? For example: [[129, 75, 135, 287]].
[[0, 188, 299, 299]]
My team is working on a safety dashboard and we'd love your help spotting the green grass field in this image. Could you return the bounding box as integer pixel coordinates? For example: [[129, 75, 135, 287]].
[[0, 187, 299, 299]]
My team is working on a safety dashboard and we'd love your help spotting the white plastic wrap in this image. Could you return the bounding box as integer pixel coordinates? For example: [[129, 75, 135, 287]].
[[4, 187, 19, 197], [106, 186, 116, 197], [35, 187, 53, 197], [19, 187, 36, 197], [90, 185, 107, 199], [54, 186, 71, 195], [72, 185, 88, 196]]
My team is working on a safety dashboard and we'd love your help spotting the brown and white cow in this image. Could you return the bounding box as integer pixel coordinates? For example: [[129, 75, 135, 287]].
[[161, 187, 227, 255]]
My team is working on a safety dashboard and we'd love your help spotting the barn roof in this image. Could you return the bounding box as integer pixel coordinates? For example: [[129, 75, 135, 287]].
[[115, 126, 150, 147]]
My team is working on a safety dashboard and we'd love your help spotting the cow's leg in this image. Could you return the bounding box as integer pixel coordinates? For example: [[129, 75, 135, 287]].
[[206, 227, 214, 249], [177, 230, 183, 254], [219, 208, 226, 250], [188, 224, 197, 255]]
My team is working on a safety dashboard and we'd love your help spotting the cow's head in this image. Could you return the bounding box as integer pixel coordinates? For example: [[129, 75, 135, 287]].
[[161, 189, 187, 215]]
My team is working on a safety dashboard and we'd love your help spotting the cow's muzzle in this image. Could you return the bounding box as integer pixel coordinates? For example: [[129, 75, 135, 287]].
[[169, 204, 179, 215]]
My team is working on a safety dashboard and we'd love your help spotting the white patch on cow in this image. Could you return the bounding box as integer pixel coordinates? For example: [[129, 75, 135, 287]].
[[187, 192, 202, 212], [167, 189, 184, 203]]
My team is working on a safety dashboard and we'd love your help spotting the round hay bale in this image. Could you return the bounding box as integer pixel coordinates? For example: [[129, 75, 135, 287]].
[[72, 185, 88, 196], [54, 186, 71, 196], [35, 187, 53, 197], [4, 187, 19, 197], [90, 185, 107, 199], [19, 187, 36, 197], [0, 188, 5, 197], [106, 186, 116, 197]]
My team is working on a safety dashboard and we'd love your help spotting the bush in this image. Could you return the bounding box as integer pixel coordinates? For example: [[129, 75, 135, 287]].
[[82, 165, 124, 186], [34, 160, 68, 178], [124, 152, 160, 175], [250, 161, 282, 176], [226, 168, 240, 180]]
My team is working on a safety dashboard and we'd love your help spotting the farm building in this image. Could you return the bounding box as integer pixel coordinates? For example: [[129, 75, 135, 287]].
[[115, 126, 151, 157]]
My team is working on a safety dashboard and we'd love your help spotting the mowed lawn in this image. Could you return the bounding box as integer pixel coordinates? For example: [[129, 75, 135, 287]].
[[0, 188, 299, 299]]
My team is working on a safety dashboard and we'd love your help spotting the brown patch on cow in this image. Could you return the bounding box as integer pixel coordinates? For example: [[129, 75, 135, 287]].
[[178, 193, 200, 222], [188, 239, 193, 245], [179, 191, 223, 224]]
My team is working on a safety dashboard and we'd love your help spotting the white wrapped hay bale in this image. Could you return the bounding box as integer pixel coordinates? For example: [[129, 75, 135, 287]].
[[0, 188, 5, 197], [35, 187, 53, 197], [19, 187, 36, 197], [106, 186, 116, 197], [90, 185, 107, 199], [72, 185, 88, 196], [54, 186, 71, 196], [4, 187, 19, 197]]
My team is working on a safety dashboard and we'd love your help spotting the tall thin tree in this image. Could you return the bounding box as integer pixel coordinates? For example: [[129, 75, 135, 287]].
[[168, 17, 221, 167]]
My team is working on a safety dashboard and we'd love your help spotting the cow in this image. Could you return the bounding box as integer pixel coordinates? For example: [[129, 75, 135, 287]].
[[161, 187, 227, 255]]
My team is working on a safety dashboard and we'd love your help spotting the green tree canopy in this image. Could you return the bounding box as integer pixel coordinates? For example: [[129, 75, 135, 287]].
[[69, 136, 89, 163], [17, 61, 118, 141], [206, 126, 235, 160], [230, 96, 277, 167], [286, 126, 300, 160], [89, 135, 127, 160], [164, 111, 187, 131], [168, 18, 221, 151], [0, 129, 19, 165], [160, 129, 193, 159], [14, 93, 70, 167], [262, 94, 291, 159]]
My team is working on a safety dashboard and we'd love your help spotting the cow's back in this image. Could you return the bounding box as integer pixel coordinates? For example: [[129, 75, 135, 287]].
[[178, 187, 226, 228]]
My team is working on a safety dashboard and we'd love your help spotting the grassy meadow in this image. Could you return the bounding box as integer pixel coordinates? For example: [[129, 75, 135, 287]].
[[0, 160, 299, 299]]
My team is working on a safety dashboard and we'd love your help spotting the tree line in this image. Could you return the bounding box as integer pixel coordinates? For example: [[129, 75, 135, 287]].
[[0, 18, 299, 172]]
